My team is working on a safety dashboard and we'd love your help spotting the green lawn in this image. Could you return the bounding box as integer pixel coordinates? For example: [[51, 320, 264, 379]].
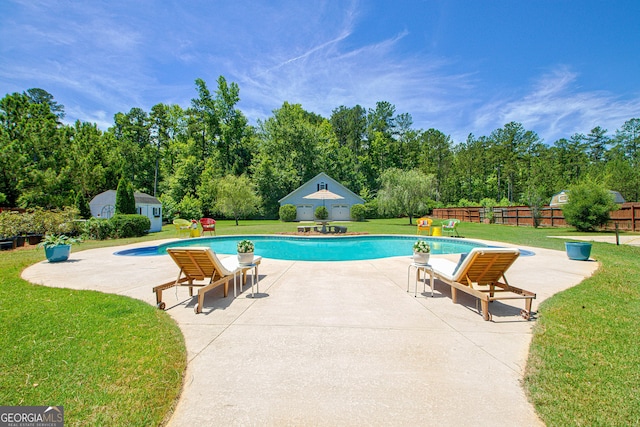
[[2, 219, 639, 426]]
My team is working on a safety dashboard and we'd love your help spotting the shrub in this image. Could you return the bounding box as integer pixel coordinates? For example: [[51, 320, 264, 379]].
[[159, 194, 179, 222], [523, 190, 546, 228], [115, 177, 136, 215], [109, 214, 150, 238], [84, 218, 112, 240], [479, 198, 497, 223], [456, 198, 476, 207], [75, 192, 92, 219], [562, 183, 618, 231], [176, 194, 202, 221], [350, 204, 366, 221], [315, 206, 329, 220], [279, 204, 297, 222], [0, 211, 21, 238], [364, 199, 382, 219]]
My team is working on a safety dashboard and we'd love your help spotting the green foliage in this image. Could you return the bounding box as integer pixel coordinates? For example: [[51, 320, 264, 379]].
[[38, 233, 80, 248], [455, 198, 476, 207], [2, 83, 640, 224], [176, 194, 202, 221], [75, 192, 91, 219], [159, 194, 179, 221], [215, 174, 261, 225], [523, 189, 546, 228], [561, 182, 618, 231], [364, 199, 382, 219], [314, 205, 329, 220], [479, 197, 497, 223], [108, 214, 150, 238], [350, 203, 366, 221], [377, 168, 436, 224], [83, 218, 112, 240], [115, 177, 136, 214], [0, 211, 22, 238], [0, 207, 79, 237], [279, 204, 297, 222], [497, 197, 512, 206]]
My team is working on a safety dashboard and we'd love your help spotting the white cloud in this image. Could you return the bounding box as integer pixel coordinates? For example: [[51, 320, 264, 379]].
[[471, 67, 640, 143]]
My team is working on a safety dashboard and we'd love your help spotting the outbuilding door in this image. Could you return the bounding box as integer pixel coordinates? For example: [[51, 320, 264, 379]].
[[331, 204, 350, 220], [296, 204, 314, 221]]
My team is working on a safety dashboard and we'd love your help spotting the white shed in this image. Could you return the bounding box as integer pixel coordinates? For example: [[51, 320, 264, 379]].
[[89, 190, 163, 232], [278, 173, 365, 221]]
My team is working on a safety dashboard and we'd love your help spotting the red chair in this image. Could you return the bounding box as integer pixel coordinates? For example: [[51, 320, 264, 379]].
[[199, 218, 216, 236]]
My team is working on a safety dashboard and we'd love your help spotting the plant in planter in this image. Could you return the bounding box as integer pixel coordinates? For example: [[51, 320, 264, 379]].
[[38, 234, 81, 263], [237, 239, 255, 265], [412, 240, 431, 265]]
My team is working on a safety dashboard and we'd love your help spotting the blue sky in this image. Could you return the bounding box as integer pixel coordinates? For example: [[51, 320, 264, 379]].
[[1, 0, 639, 144]]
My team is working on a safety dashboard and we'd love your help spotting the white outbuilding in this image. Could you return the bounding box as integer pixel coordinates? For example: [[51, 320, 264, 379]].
[[278, 172, 365, 221], [89, 190, 163, 232]]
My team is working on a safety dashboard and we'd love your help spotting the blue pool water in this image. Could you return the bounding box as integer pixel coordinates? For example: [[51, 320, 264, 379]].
[[114, 235, 489, 261]]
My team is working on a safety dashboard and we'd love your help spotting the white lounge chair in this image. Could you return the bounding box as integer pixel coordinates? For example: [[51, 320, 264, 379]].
[[428, 247, 535, 321]]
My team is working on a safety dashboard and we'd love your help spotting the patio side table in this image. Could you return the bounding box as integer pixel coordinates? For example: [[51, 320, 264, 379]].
[[242, 263, 260, 297], [407, 263, 435, 297]]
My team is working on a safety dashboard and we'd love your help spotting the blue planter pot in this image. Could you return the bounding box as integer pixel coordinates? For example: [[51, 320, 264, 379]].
[[565, 242, 592, 261], [45, 244, 71, 263]]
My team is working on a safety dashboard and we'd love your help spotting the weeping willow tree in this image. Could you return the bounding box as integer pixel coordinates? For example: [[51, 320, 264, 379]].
[[377, 168, 436, 224]]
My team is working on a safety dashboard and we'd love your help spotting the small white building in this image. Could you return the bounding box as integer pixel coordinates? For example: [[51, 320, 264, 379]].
[[279, 172, 365, 221], [89, 190, 163, 232]]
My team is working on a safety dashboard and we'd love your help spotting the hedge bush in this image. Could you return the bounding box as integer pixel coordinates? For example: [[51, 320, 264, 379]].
[[83, 218, 113, 240], [279, 204, 297, 222], [350, 204, 366, 221], [109, 214, 150, 238]]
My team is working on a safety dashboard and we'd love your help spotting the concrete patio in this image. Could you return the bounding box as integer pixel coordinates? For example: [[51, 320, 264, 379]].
[[22, 238, 598, 426]]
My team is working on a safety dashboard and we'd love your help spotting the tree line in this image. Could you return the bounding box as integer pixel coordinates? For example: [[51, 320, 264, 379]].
[[1, 78, 639, 220]]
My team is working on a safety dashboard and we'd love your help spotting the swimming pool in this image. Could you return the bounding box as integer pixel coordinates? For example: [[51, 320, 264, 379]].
[[115, 235, 488, 261]]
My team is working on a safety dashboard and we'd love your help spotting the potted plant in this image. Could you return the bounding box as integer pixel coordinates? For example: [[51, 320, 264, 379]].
[[39, 234, 81, 263], [237, 239, 255, 265], [412, 240, 431, 265]]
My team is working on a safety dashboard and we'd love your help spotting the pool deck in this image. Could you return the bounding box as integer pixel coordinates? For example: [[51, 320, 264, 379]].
[[22, 237, 599, 426]]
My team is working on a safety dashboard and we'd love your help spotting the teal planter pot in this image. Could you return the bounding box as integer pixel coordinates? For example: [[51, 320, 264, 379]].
[[45, 244, 71, 262], [565, 241, 592, 261]]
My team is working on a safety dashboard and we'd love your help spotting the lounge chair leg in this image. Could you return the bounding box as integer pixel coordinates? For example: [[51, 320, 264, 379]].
[[196, 293, 204, 314], [481, 300, 490, 321], [451, 287, 458, 303], [521, 299, 533, 320]]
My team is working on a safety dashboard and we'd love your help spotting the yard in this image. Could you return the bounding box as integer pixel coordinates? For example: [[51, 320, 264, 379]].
[[1, 219, 638, 426]]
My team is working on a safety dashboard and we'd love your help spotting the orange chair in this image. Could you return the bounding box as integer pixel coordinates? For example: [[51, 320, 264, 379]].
[[199, 218, 216, 236]]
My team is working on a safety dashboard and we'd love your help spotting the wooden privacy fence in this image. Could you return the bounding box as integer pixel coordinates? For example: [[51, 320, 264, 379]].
[[433, 203, 640, 231]]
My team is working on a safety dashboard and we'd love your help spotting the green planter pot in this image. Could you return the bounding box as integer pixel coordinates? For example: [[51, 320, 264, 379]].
[[565, 242, 592, 261], [45, 244, 71, 263]]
